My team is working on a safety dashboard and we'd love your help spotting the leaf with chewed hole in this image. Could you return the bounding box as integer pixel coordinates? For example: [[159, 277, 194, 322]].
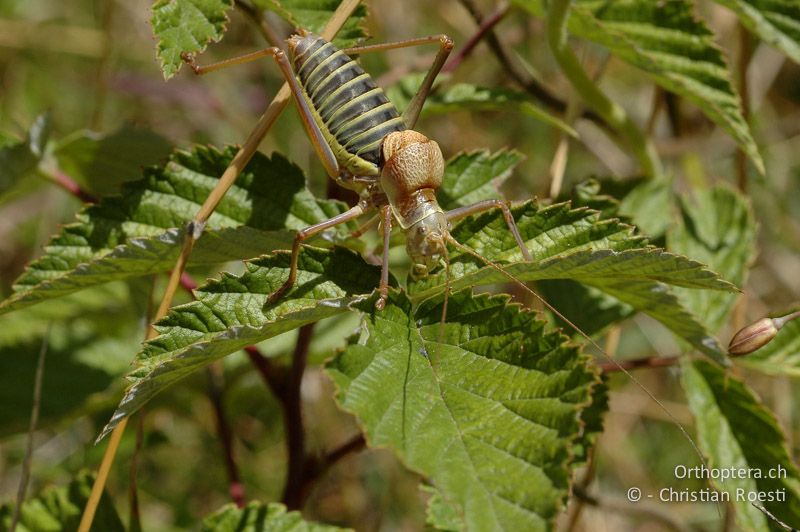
[[151, 0, 234, 79], [327, 291, 606, 531]]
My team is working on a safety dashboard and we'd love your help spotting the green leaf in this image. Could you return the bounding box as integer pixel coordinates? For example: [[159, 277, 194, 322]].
[[616, 178, 673, 238], [536, 279, 634, 337], [100, 246, 382, 439], [387, 75, 577, 137], [423, 485, 464, 531], [668, 186, 755, 332], [1, 146, 351, 315], [408, 201, 735, 359], [439, 149, 523, 210], [741, 317, 800, 377], [0, 334, 125, 436], [0, 283, 141, 435], [513, 0, 764, 174], [202, 502, 347, 531], [0, 471, 124, 532], [682, 359, 800, 531], [713, 0, 800, 64], [0, 114, 50, 203], [54, 125, 172, 196], [151, 0, 234, 79], [327, 291, 606, 531], [255, 0, 368, 48]]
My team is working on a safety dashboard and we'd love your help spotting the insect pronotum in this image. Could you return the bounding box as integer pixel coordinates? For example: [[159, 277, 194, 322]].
[[183, 28, 706, 466]]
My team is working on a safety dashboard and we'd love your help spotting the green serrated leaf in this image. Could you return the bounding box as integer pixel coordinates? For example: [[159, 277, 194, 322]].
[[408, 201, 734, 359], [54, 125, 173, 196], [1, 146, 351, 315], [151, 0, 234, 79], [513, 0, 764, 174], [256, 0, 368, 48], [537, 279, 635, 337], [102, 196, 736, 432], [668, 186, 756, 333], [682, 359, 800, 531], [0, 471, 124, 532], [327, 290, 606, 531], [202, 501, 348, 531], [100, 246, 382, 439], [439, 149, 523, 210], [713, 0, 800, 64], [387, 75, 577, 137], [741, 317, 800, 377]]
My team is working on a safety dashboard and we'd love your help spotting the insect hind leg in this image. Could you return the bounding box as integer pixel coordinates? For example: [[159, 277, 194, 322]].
[[342, 34, 454, 129], [182, 46, 341, 179]]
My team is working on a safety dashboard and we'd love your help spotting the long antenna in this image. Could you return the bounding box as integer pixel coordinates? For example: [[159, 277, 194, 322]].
[[437, 247, 451, 345], [446, 236, 709, 468]]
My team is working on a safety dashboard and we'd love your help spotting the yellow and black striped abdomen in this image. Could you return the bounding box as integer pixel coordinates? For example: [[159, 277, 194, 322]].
[[288, 33, 406, 175]]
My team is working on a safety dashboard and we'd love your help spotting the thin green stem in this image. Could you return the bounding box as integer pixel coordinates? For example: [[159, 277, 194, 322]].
[[546, 0, 661, 178]]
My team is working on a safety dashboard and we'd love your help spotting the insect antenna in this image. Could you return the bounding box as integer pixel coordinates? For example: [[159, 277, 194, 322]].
[[437, 246, 451, 345], [446, 235, 710, 468]]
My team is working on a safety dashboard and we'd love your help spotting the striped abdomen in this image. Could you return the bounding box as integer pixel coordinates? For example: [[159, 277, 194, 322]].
[[287, 33, 406, 176]]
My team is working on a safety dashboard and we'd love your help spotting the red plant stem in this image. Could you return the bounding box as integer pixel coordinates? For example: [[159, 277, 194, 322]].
[[207, 364, 247, 507], [49, 168, 98, 204], [443, 1, 510, 74], [281, 323, 315, 510], [179, 271, 198, 291], [597, 355, 679, 373], [320, 434, 366, 472]]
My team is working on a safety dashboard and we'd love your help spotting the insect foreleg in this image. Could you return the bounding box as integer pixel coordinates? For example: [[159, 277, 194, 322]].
[[265, 200, 369, 307], [342, 35, 454, 129], [445, 199, 533, 262], [377, 205, 393, 310]]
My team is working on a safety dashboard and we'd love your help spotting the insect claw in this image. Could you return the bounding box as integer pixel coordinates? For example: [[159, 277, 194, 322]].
[[375, 294, 387, 310]]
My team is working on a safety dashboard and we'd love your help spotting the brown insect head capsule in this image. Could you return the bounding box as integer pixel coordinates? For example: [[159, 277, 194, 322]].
[[381, 130, 448, 278]]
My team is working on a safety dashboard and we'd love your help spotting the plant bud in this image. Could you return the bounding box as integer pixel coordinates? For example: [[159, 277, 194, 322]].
[[728, 318, 778, 356]]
